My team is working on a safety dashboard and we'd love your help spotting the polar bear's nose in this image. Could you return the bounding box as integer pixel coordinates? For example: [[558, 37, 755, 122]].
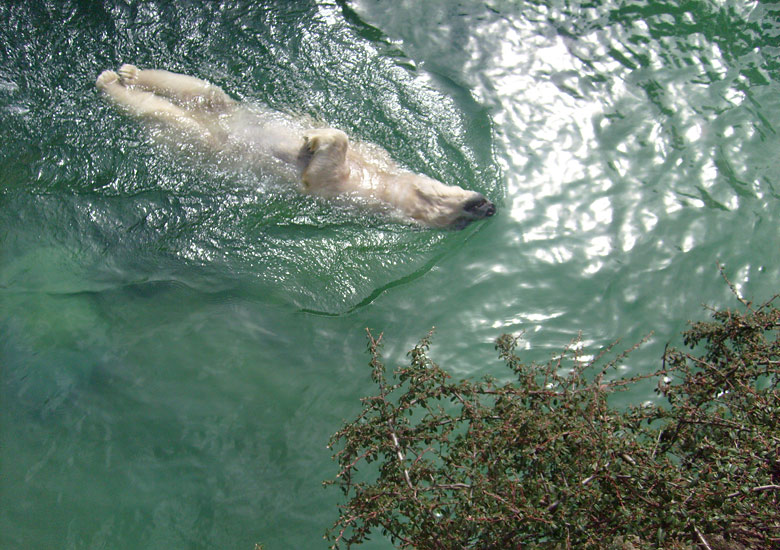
[[451, 194, 496, 229], [463, 195, 496, 218]]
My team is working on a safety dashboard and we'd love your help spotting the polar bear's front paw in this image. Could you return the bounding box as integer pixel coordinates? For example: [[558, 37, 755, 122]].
[[303, 128, 349, 153], [118, 64, 140, 86], [96, 70, 120, 91]]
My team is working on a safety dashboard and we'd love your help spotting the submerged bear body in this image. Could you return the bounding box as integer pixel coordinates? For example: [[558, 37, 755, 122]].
[[96, 65, 495, 229]]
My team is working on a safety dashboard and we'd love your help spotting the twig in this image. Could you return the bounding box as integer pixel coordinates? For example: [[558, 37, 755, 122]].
[[389, 427, 415, 495], [420, 483, 471, 491], [694, 525, 713, 550], [726, 484, 780, 499], [717, 262, 749, 308]]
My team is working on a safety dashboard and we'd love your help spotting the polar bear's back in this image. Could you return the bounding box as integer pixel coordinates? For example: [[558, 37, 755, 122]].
[[215, 105, 313, 181]]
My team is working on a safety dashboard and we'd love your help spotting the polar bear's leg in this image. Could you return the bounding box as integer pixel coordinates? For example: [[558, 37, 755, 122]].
[[118, 64, 236, 112], [96, 70, 213, 140], [301, 128, 350, 191]]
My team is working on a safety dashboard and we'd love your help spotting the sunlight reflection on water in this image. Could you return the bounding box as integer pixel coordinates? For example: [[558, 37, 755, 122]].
[[352, 0, 779, 356]]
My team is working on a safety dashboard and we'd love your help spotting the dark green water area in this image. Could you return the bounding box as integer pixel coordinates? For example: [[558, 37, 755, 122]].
[[1, 0, 778, 548]]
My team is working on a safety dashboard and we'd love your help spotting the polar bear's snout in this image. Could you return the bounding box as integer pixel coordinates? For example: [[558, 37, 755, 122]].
[[451, 194, 496, 229], [463, 195, 496, 219]]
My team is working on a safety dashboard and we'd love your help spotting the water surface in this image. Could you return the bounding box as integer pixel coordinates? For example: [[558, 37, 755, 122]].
[[1, 0, 778, 548]]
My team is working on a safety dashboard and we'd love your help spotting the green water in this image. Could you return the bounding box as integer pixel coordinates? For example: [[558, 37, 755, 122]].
[[1, 0, 777, 548]]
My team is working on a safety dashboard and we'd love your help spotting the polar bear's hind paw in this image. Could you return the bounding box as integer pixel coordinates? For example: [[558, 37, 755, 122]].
[[96, 70, 120, 91], [118, 64, 139, 86]]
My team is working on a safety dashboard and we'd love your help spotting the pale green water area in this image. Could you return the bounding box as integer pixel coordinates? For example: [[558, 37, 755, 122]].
[[1, 0, 778, 548]]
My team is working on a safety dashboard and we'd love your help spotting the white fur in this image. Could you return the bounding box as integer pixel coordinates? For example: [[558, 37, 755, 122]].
[[96, 65, 494, 228]]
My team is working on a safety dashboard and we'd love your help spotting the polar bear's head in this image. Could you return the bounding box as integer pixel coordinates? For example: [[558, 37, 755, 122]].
[[386, 173, 496, 229]]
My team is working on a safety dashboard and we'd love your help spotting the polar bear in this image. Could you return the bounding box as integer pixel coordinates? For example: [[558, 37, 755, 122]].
[[96, 65, 495, 229]]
